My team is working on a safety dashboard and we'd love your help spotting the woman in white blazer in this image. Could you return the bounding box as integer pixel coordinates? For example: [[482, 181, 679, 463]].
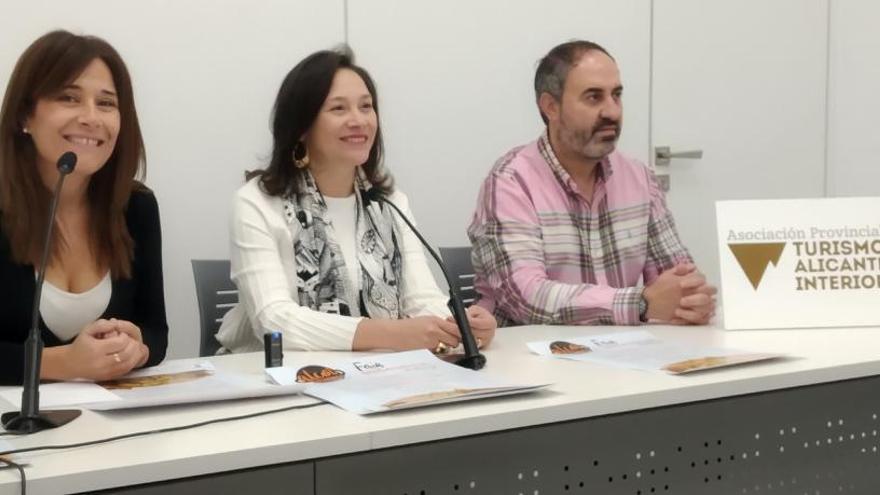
[[217, 47, 496, 353]]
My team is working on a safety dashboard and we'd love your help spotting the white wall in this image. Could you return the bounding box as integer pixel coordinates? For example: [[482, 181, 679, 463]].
[[827, 0, 880, 197]]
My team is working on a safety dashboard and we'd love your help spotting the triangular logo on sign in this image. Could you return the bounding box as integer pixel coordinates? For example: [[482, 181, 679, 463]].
[[728, 243, 786, 290]]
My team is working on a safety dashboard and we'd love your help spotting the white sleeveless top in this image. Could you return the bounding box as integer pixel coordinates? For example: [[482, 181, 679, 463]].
[[324, 195, 360, 292], [40, 272, 112, 342]]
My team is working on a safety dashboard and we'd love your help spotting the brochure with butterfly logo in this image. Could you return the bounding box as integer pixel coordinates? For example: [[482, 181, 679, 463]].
[[0, 361, 305, 411], [265, 350, 549, 414], [527, 331, 783, 374]]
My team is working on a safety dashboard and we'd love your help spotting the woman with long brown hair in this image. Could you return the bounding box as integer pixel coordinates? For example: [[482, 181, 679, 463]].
[[0, 31, 168, 385], [217, 47, 496, 353]]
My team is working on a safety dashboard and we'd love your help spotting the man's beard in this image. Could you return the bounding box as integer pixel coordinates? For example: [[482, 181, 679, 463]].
[[558, 116, 620, 161]]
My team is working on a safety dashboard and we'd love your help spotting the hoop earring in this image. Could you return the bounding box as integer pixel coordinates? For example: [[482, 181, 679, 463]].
[[293, 142, 310, 168]]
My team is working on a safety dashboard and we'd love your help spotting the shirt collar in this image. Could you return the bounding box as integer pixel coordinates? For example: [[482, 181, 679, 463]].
[[538, 130, 613, 194]]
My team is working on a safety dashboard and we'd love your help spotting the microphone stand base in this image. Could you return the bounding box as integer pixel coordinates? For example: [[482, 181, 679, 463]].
[[1, 409, 81, 435], [437, 352, 487, 370]]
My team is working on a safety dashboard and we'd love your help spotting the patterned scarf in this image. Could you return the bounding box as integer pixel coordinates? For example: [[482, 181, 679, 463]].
[[283, 171, 402, 318]]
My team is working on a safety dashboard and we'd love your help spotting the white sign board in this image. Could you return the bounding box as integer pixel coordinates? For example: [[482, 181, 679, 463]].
[[716, 197, 880, 330]]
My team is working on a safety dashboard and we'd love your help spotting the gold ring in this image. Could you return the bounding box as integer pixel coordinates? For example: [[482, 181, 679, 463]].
[[113, 353, 121, 363], [434, 342, 448, 354]]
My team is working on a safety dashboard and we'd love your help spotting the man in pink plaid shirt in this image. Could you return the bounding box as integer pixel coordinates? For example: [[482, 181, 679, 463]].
[[468, 40, 716, 327]]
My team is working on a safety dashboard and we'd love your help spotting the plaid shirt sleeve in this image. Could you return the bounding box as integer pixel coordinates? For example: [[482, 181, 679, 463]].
[[642, 168, 693, 284], [469, 169, 645, 326]]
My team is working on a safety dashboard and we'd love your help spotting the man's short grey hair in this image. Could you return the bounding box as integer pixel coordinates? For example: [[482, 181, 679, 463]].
[[534, 40, 614, 124]]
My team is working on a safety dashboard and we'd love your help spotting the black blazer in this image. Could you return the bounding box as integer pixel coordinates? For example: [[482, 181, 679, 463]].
[[0, 188, 168, 385]]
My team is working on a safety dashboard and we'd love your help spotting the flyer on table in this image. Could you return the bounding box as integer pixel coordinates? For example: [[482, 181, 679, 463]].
[[0, 360, 304, 411], [527, 331, 782, 374], [266, 350, 549, 414]]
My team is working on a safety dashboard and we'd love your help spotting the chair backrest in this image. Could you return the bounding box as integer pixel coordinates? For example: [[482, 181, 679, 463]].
[[439, 246, 477, 307], [191, 259, 237, 356]]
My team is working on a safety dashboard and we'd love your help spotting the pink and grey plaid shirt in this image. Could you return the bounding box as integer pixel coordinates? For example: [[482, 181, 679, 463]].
[[467, 132, 692, 327]]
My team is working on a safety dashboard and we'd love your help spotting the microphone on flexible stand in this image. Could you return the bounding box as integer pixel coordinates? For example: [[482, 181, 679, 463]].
[[363, 188, 486, 370], [2, 151, 82, 434]]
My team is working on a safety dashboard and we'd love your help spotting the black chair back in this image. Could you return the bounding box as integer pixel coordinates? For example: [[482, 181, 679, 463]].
[[191, 259, 237, 356]]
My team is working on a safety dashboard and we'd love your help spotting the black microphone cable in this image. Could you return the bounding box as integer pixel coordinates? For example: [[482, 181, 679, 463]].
[[0, 399, 326, 495], [0, 457, 26, 495], [362, 188, 485, 370]]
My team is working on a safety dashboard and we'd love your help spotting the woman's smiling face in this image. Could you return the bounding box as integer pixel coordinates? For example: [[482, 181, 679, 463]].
[[26, 57, 120, 179]]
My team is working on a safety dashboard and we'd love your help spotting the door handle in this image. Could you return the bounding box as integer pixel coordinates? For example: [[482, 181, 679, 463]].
[[654, 146, 703, 166]]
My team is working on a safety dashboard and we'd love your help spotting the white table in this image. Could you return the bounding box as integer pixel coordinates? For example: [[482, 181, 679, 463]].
[[3, 323, 880, 494]]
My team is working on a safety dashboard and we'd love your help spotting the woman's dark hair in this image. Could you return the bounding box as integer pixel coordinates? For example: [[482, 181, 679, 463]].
[[0, 30, 146, 278], [253, 46, 392, 197]]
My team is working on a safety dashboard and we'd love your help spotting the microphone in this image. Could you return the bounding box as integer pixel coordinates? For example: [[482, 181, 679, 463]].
[[2, 151, 82, 434], [363, 188, 486, 370]]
